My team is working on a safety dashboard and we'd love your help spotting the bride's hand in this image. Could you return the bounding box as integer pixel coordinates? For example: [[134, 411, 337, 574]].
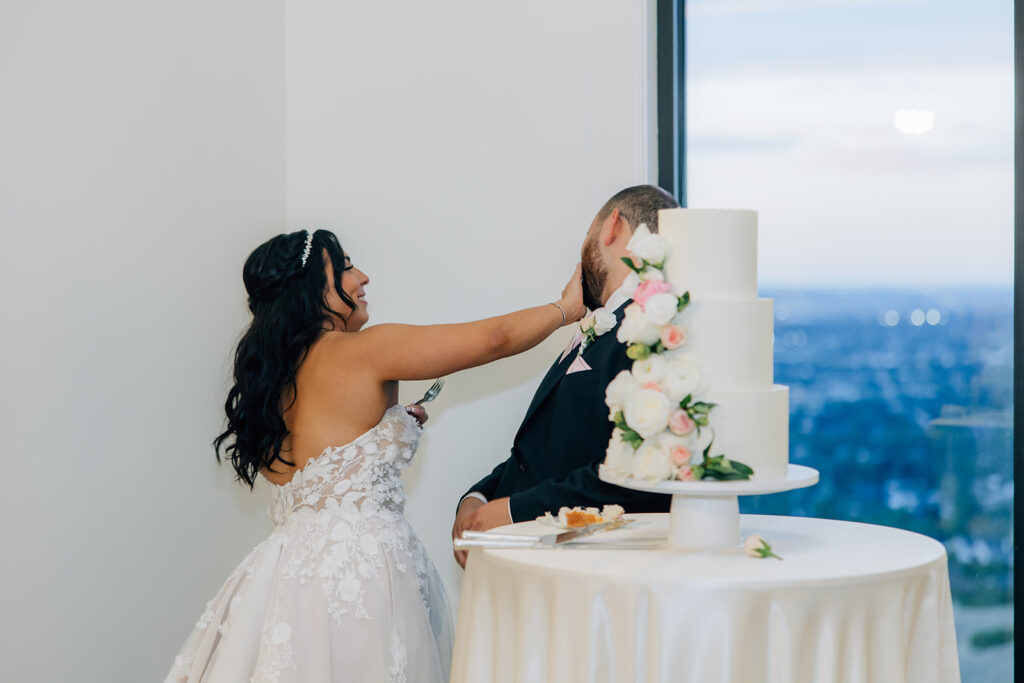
[[405, 404, 428, 427], [557, 262, 586, 325]]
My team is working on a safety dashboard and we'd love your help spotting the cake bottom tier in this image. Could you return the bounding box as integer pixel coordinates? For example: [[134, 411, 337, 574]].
[[699, 384, 789, 479]]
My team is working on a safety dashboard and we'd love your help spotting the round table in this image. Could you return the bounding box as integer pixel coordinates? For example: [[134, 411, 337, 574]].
[[451, 514, 960, 683]]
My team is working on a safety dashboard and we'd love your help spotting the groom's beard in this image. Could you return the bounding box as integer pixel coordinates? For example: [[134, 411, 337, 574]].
[[581, 238, 606, 311]]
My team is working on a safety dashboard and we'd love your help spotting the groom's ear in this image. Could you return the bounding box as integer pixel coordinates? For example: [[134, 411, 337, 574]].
[[603, 208, 628, 247]]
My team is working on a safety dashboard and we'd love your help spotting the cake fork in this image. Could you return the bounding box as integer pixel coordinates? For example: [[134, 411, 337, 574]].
[[414, 377, 446, 405]]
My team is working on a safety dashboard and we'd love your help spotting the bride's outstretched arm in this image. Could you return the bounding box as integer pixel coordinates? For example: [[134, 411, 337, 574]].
[[340, 263, 585, 382]]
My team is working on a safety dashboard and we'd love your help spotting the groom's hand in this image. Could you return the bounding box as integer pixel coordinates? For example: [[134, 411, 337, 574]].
[[452, 497, 513, 569]]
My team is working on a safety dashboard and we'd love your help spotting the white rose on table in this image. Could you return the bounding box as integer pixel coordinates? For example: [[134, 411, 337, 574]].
[[623, 388, 672, 439], [593, 309, 617, 335], [631, 353, 668, 385], [662, 353, 704, 403], [626, 224, 671, 265], [617, 304, 662, 346], [605, 370, 639, 411], [600, 429, 635, 483], [644, 292, 679, 326], [630, 436, 675, 482]]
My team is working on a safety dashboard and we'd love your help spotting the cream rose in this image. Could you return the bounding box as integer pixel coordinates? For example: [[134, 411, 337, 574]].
[[644, 292, 679, 326], [593, 309, 617, 335], [605, 370, 638, 410], [631, 353, 667, 385], [662, 353, 703, 403], [626, 224, 671, 265], [617, 304, 662, 346], [623, 389, 672, 439], [630, 437, 675, 482], [600, 429, 634, 483]]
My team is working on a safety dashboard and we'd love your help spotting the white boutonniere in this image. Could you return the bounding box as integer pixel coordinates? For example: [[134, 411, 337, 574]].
[[578, 309, 617, 355]]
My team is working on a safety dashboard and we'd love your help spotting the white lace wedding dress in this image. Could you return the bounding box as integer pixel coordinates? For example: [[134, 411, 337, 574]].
[[164, 405, 453, 682]]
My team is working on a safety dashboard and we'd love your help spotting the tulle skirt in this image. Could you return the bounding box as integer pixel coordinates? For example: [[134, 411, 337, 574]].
[[164, 514, 453, 683]]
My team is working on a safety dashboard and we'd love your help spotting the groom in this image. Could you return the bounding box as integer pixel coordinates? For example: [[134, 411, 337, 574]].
[[452, 185, 679, 566]]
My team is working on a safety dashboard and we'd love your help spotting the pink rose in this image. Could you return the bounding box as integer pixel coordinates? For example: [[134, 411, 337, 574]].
[[632, 280, 672, 309], [676, 464, 694, 481], [642, 381, 663, 392], [660, 325, 687, 350], [668, 409, 696, 436], [670, 445, 692, 468]]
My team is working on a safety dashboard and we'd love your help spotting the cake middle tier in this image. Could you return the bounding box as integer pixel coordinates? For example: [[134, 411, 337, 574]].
[[674, 298, 775, 391]]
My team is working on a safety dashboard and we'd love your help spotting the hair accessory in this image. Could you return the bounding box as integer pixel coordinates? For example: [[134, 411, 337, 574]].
[[300, 230, 314, 267]]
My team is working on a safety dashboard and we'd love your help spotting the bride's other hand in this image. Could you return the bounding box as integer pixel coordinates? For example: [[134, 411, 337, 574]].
[[558, 262, 586, 324], [405, 404, 428, 427]]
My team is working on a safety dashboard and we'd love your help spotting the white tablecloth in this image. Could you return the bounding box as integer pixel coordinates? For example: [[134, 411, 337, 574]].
[[451, 514, 960, 683]]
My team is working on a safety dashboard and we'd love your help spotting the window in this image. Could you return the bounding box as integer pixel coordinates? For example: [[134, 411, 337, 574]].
[[670, 1, 1014, 679]]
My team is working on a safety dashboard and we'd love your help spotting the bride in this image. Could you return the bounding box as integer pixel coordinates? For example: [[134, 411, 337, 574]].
[[164, 229, 584, 682]]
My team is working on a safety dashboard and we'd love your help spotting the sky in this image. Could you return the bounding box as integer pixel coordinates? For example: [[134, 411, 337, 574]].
[[684, 0, 1013, 287]]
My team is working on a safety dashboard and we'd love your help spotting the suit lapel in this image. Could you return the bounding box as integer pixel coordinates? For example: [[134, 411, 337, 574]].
[[515, 300, 631, 436]]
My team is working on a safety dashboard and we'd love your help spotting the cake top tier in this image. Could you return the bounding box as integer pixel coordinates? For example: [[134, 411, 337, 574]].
[[658, 208, 758, 301]]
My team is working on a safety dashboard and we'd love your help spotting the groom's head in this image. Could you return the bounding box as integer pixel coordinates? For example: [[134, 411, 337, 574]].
[[580, 185, 679, 310]]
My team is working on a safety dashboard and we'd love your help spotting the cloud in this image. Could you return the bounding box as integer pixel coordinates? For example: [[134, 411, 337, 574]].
[[687, 0, 926, 19]]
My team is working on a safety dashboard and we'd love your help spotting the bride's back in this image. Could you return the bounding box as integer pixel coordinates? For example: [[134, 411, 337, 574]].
[[262, 332, 395, 486]]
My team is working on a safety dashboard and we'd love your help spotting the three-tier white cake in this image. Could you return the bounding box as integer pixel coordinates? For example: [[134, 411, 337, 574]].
[[659, 208, 789, 478]]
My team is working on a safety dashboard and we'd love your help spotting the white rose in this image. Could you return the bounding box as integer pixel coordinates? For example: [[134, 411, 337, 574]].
[[593, 309, 617, 335], [617, 304, 662, 346], [579, 314, 595, 332], [644, 292, 679, 326], [630, 437, 675, 482], [602, 431, 635, 484], [662, 353, 704, 403], [626, 224, 671, 265], [641, 267, 666, 282], [623, 389, 672, 439], [605, 370, 638, 410], [631, 353, 667, 385]]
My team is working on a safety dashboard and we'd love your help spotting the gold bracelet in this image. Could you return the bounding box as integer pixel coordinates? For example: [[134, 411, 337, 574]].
[[549, 301, 566, 327]]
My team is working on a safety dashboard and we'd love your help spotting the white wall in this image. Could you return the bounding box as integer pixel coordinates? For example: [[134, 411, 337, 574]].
[[286, 0, 657, 607], [0, 2, 285, 681], [0, 1, 655, 679]]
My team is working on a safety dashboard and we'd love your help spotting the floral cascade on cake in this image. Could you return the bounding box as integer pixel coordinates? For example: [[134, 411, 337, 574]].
[[599, 224, 755, 484]]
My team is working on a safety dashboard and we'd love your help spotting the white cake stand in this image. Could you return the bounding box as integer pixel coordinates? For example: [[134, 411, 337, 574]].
[[600, 464, 819, 550]]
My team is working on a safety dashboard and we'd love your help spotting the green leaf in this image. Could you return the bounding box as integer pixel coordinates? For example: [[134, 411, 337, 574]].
[[679, 394, 693, 409], [677, 291, 691, 311], [691, 465, 705, 480], [620, 256, 643, 274], [730, 460, 754, 476], [653, 341, 666, 354]]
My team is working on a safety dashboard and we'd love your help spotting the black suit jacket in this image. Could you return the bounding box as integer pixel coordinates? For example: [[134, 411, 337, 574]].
[[464, 302, 671, 521]]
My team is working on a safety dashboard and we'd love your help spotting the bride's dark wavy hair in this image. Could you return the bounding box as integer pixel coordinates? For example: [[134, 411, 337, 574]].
[[214, 229, 355, 488]]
